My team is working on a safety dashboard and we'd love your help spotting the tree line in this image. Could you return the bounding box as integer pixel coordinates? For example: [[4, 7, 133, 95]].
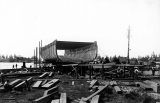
[[96, 52, 160, 65], [0, 54, 32, 62]]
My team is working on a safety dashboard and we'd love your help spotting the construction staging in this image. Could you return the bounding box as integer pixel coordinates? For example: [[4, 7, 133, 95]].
[[0, 40, 160, 103]]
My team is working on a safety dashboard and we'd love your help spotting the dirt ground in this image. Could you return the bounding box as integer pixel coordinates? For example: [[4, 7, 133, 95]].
[[0, 74, 158, 103]]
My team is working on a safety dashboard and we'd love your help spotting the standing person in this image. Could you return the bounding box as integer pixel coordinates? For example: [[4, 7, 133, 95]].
[[25, 80, 31, 91], [4, 80, 12, 91], [152, 67, 155, 76], [0, 72, 5, 84], [12, 65, 14, 69], [15, 64, 17, 69], [134, 67, 139, 79]]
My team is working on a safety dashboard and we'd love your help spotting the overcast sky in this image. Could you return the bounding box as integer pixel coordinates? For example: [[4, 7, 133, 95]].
[[0, 0, 160, 58]]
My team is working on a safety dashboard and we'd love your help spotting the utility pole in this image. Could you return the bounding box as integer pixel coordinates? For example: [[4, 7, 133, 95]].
[[127, 25, 130, 64]]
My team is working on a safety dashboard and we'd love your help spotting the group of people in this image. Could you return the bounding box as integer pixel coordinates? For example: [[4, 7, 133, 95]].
[[12, 64, 18, 69]]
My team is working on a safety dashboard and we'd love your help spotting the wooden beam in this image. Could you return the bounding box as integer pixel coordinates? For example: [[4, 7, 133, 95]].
[[49, 72, 53, 77], [32, 81, 42, 88], [14, 81, 26, 91], [39, 72, 48, 78], [41, 80, 48, 86], [9, 79, 22, 88], [60, 93, 67, 103], [81, 84, 108, 102], [33, 91, 58, 103], [43, 86, 59, 96]]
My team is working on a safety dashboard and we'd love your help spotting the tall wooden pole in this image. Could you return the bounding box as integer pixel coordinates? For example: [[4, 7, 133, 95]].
[[36, 47, 38, 68], [127, 25, 130, 64], [41, 40, 42, 65], [39, 41, 41, 68], [34, 49, 35, 68]]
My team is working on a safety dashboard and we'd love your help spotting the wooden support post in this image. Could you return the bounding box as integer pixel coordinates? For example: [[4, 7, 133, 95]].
[[89, 65, 92, 80], [34, 49, 35, 68], [102, 64, 104, 79], [39, 41, 41, 68]]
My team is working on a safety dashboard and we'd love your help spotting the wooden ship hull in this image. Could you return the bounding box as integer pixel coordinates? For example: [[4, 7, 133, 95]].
[[41, 40, 98, 64]]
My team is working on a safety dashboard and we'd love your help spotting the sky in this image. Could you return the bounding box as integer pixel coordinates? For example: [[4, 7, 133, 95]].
[[0, 0, 160, 58]]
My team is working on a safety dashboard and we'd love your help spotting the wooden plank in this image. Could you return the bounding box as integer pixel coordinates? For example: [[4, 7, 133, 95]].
[[41, 80, 48, 86], [27, 77, 33, 83], [43, 85, 58, 96], [9, 79, 22, 88], [49, 72, 53, 77], [32, 81, 42, 88], [14, 81, 26, 91], [90, 95, 99, 103], [51, 99, 59, 103], [89, 80, 98, 88], [42, 79, 59, 89], [39, 72, 48, 78], [60, 93, 67, 103], [82, 84, 108, 102], [33, 91, 58, 103]]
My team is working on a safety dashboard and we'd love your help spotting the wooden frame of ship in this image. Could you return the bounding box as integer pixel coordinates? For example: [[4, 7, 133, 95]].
[[41, 40, 98, 64]]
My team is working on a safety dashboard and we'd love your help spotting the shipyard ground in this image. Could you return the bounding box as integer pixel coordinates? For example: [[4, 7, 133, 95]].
[[0, 74, 159, 103]]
